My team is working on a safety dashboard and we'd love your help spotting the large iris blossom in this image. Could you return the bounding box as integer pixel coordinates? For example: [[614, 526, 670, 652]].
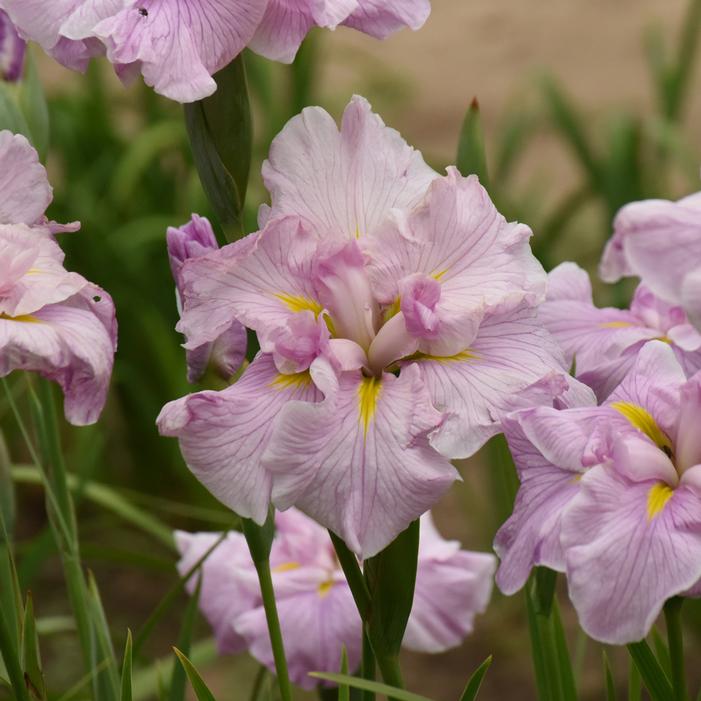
[[0, 0, 430, 102], [0, 131, 117, 424], [158, 97, 569, 557], [496, 341, 701, 644], [176, 509, 496, 688], [540, 262, 701, 400], [600, 191, 701, 334]]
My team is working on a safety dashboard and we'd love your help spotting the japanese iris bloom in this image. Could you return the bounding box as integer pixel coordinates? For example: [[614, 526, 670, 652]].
[[0, 9, 24, 82], [158, 97, 569, 557], [166, 214, 246, 384], [600, 191, 701, 333], [175, 509, 495, 688], [540, 262, 701, 400], [0, 131, 117, 424], [0, 0, 430, 102], [496, 341, 701, 644]]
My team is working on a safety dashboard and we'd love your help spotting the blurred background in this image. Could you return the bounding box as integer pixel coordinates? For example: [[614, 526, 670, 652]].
[[4, 0, 701, 699]]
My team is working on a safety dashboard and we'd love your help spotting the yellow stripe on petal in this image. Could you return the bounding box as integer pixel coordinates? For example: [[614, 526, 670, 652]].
[[269, 372, 312, 391], [0, 313, 40, 323], [358, 375, 381, 437], [409, 349, 479, 364], [646, 482, 674, 521], [599, 321, 634, 329], [610, 401, 673, 452], [432, 269, 448, 281], [318, 580, 334, 598], [272, 562, 301, 573], [274, 293, 323, 316]]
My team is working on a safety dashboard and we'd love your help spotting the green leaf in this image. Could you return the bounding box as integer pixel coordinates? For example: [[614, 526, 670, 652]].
[[533, 567, 557, 617], [21, 594, 46, 701], [309, 673, 433, 701], [329, 532, 370, 619], [456, 97, 489, 190], [627, 640, 674, 701], [0, 604, 30, 701], [338, 646, 350, 701], [120, 631, 133, 701], [458, 656, 492, 701], [86, 571, 120, 701], [184, 55, 251, 242], [173, 649, 218, 701], [603, 651, 616, 701], [0, 432, 15, 541], [550, 600, 577, 701], [168, 576, 202, 701], [364, 520, 419, 661], [0, 83, 31, 139], [628, 656, 642, 701], [17, 51, 49, 160]]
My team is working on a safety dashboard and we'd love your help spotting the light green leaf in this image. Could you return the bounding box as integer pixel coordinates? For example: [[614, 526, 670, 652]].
[[603, 651, 616, 701], [627, 640, 673, 701], [167, 576, 202, 701], [309, 673, 433, 701], [21, 593, 46, 701], [456, 97, 489, 190], [173, 649, 218, 701], [121, 631, 133, 701], [17, 51, 49, 160]]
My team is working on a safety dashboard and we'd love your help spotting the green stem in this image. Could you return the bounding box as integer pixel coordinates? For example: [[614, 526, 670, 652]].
[[361, 631, 376, 701], [371, 651, 403, 690], [252, 559, 292, 701], [664, 597, 688, 701]]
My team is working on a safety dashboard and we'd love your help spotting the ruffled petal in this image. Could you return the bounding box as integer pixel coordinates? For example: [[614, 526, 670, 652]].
[[264, 360, 457, 557], [343, 0, 430, 38], [157, 354, 322, 524], [262, 95, 437, 239], [562, 465, 701, 644]]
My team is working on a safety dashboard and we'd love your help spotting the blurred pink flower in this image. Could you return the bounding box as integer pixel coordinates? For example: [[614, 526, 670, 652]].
[[0, 0, 430, 102], [540, 262, 701, 400], [175, 509, 495, 688], [600, 192, 701, 333], [159, 97, 569, 557], [0, 131, 117, 424], [166, 214, 246, 383], [0, 9, 25, 82], [496, 342, 701, 644]]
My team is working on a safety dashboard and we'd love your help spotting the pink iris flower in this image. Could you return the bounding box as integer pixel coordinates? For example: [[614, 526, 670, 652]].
[[158, 97, 569, 557], [175, 509, 496, 689], [540, 262, 701, 400], [166, 214, 247, 384], [495, 341, 701, 644], [0, 131, 117, 424], [600, 191, 701, 333], [0, 0, 430, 102], [0, 9, 24, 82]]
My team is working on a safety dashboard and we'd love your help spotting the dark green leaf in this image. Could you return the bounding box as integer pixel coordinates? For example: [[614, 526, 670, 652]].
[[550, 600, 577, 701], [456, 98, 489, 190], [309, 673, 432, 701], [86, 571, 120, 701], [0, 605, 30, 701], [364, 520, 419, 661], [627, 640, 674, 701], [184, 55, 251, 242], [173, 649, 218, 701], [21, 594, 46, 701], [458, 656, 492, 701], [533, 568, 557, 617], [329, 532, 370, 619]]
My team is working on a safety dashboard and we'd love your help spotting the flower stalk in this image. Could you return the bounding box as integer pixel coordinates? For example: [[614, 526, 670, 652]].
[[663, 597, 688, 701]]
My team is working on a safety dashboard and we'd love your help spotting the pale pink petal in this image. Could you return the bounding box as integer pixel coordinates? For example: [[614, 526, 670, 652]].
[[545, 261, 592, 303], [157, 354, 322, 524], [343, 0, 430, 38], [681, 269, 701, 333], [404, 515, 495, 652], [234, 581, 361, 690], [0, 289, 117, 425], [676, 373, 701, 474], [175, 530, 256, 654], [562, 464, 701, 644], [178, 219, 319, 353], [367, 170, 546, 357], [262, 95, 437, 239], [0, 131, 52, 225], [414, 305, 569, 459], [264, 360, 457, 557], [93, 0, 266, 102]]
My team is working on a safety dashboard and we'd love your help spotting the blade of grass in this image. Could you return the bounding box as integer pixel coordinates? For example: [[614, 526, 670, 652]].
[[458, 656, 492, 701], [309, 673, 433, 701], [173, 649, 218, 701], [168, 576, 202, 701], [121, 631, 133, 701], [627, 640, 674, 701], [603, 651, 616, 701], [21, 593, 46, 701]]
